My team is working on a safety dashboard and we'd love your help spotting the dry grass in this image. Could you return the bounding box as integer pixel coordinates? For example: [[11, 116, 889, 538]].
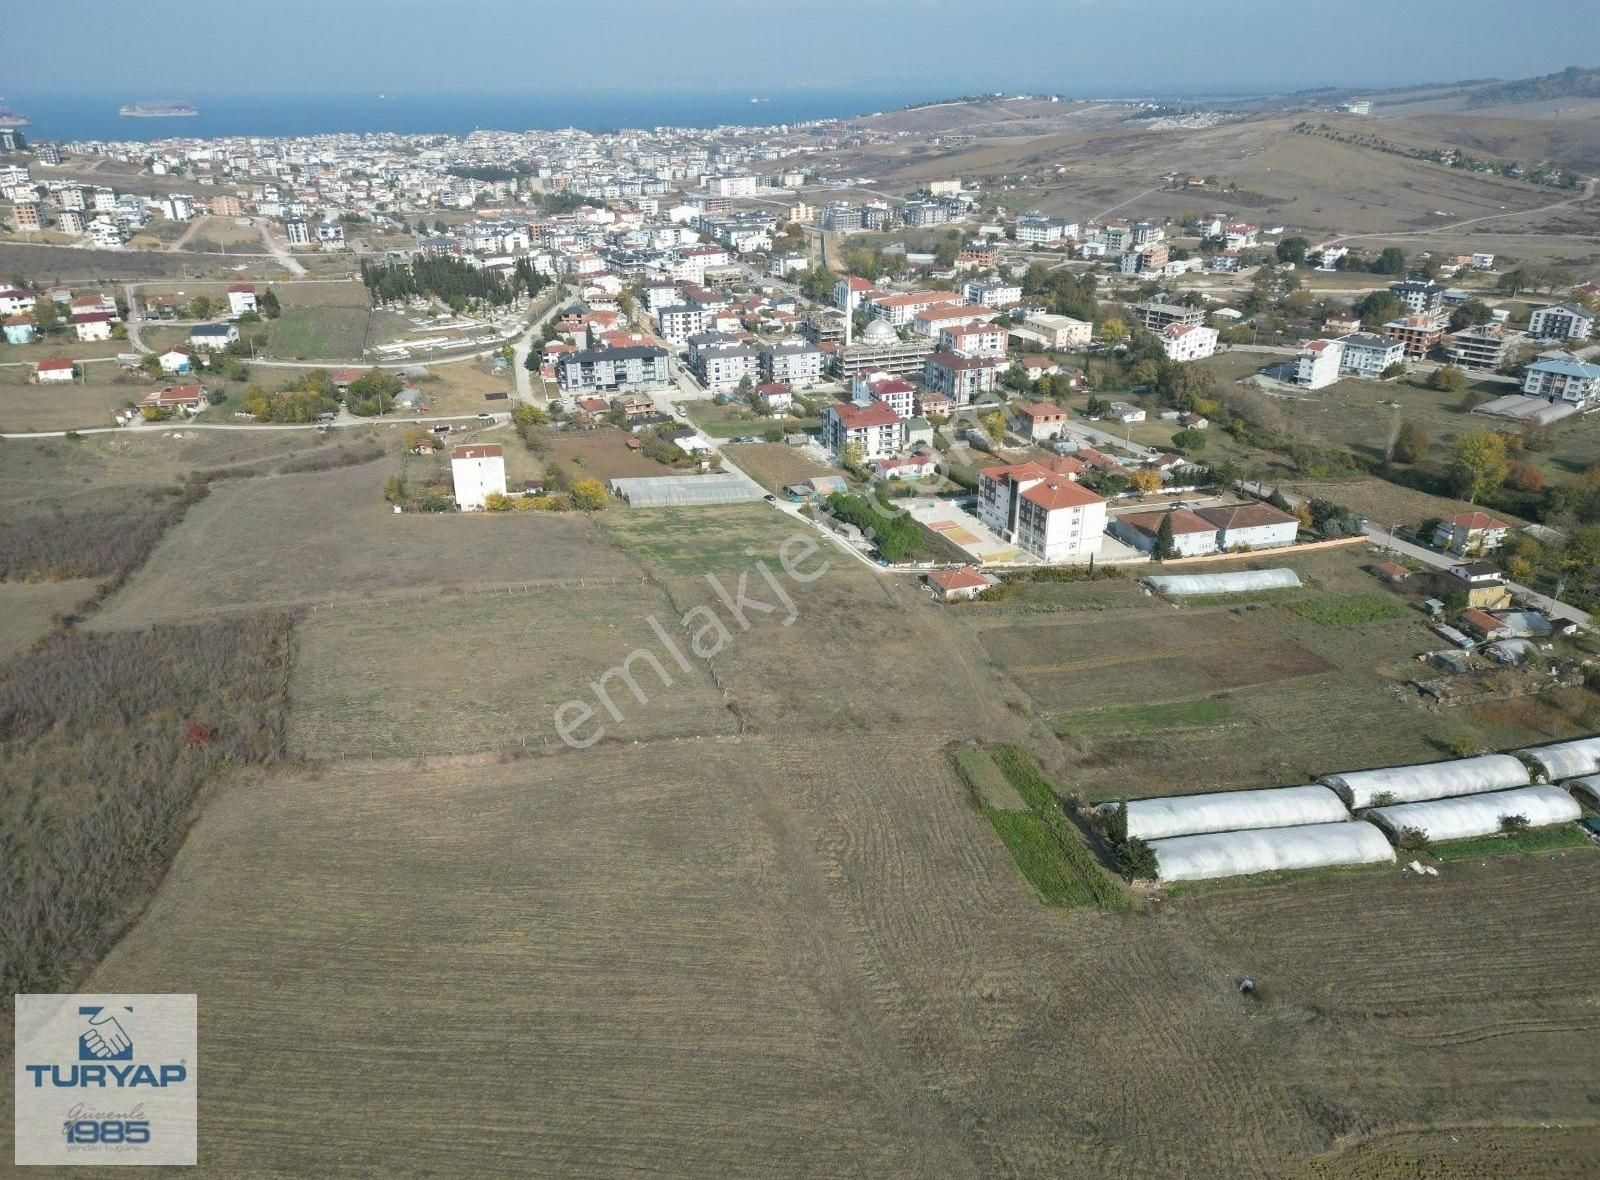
[[725, 441, 838, 493], [91, 460, 635, 626], [0, 579, 98, 660]]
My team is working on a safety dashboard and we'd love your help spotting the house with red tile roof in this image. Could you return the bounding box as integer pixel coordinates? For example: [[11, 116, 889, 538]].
[[978, 461, 1108, 562], [1432, 511, 1511, 556]]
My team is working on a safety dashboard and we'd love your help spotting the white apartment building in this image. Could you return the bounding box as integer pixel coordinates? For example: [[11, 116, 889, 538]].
[[760, 339, 825, 386], [961, 279, 1022, 308], [1522, 355, 1600, 405], [1527, 302, 1595, 342], [1022, 313, 1092, 349], [1160, 322, 1218, 362], [822, 399, 902, 461], [451, 444, 507, 510], [979, 461, 1107, 563], [1293, 339, 1344, 390], [1337, 331, 1406, 379], [709, 175, 758, 198]]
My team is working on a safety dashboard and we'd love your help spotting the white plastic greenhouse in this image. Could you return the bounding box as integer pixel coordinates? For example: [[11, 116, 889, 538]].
[[1516, 735, 1600, 782], [1141, 568, 1302, 596], [1364, 785, 1580, 843], [1151, 821, 1395, 882], [1566, 775, 1600, 810], [1101, 785, 1349, 842], [607, 472, 765, 507], [1319, 754, 1529, 809]]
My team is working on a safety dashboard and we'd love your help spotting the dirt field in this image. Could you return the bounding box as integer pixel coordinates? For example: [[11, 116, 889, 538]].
[[90, 460, 635, 625], [0, 375, 143, 431], [546, 427, 678, 480], [0, 578, 97, 659], [725, 441, 839, 493], [289, 582, 735, 758]]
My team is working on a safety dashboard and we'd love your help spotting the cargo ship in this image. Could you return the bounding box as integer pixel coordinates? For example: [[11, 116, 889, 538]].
[[119, 102, 199, 118], [0, 106, 29, 128]]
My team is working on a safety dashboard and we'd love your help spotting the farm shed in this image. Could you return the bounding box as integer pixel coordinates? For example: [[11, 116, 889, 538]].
[[1516, 735, 1600, 781], [1150, 821, 1394, 882], [1141, 568, 1301, 596], [1567, 775, 1600, 811], [1320, 754, 1529, 809], [1364, 786, 1580, 843], [607, 472, 765, 507], [1100, 784, 1349, 842]]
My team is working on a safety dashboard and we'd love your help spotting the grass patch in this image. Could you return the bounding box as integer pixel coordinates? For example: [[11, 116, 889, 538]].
[[268, 305, 370, 360], [1052, 697, 1233, 738], [1430, 824, 1593, 862], [981, 745, 1127, 909], [951, 745, 1026, 810], [1286, 593, 1410, 626]]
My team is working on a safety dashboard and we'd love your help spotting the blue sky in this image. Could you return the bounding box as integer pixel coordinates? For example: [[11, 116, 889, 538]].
[[1, 0, 1593, 97]]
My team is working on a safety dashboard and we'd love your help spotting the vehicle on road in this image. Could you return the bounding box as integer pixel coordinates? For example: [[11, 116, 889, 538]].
[[763, 493, 777, 503]]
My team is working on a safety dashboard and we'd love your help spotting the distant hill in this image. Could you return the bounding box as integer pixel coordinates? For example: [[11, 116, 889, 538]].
[[1465, 65, 1600, 108]]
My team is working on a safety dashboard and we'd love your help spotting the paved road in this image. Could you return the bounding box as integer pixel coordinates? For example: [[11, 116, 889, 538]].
[[1, 411, 508, 442], [511, 285, 573, 405]]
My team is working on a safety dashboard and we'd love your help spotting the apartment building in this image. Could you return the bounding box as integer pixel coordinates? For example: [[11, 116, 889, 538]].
[[1160, 322, 1218, 362], [1383, 314, 1446, 358], [1447, 322, 1521, 370], [1390, 280, 1446, 318], [821, 399, 902, 461], [1527, 302, 1595, 342], [1521, 354, 1600, 405], [866, 290, 963, 327], [922, 351, 1003, 405], [1293, 339, 1344, 390], [1337, 331, 1406, 378], [1021, 313, 1093, 349], [687, 333, 760, 391], [556, 344, 670, 392], [1130, 302, 1204, 332], [979, 461, 1107, 563], [760, 339, 825, 386]]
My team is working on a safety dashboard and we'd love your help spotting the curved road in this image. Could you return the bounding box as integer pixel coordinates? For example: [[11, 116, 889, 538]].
[[1319, 176, 1596, 248]]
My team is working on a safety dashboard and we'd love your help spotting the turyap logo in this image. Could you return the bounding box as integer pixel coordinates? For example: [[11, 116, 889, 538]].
[[14, 993, 198, 1165], [79, 1005, 134, 1061]]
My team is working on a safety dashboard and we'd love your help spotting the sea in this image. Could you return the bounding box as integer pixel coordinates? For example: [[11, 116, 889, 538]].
[[6, 88, 954, 143]]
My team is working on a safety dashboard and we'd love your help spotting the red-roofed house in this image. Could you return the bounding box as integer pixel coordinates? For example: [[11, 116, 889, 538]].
[[1109, 507, 1219, 557], [1433, 511, 1511, 556], [925, 566, 996, 601], [1160, 321, 1218, 362], [923, 351, 1004, 404], [756, 382, 793, 413], [451, 443, 507, 510], [226, 284, 258, 317], [139, 383, 208, 414], [872, 452, 939, 480], [72, 310, 117, 342], [822, 399, 902, 461], [978, 461, 1108, 562], [34, 357, 77, 383], [852, 369, 917, 418]]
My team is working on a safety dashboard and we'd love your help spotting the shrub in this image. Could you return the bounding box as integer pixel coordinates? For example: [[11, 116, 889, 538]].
[[1396, 826, 1432, 854]]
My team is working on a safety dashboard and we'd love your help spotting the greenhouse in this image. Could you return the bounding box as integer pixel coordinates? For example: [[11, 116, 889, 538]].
[[1141, 568, 1301, 596], [607, 472, 766, 507], [1101, 784, 1350, 842], [1364, 785, 1580, 843], [1151, 821, 1394, 883], [1567, 775, 1600, 811], [1516, 735, 1600, 782], [1319, 754, 1528, 809]]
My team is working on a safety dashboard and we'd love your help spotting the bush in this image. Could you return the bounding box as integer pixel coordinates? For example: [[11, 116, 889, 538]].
[[1396, 827, 1433, 855], [1116, 837, 1160, 881]]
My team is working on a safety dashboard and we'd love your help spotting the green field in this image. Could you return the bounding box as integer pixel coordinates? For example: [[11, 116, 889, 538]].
[[596, 503, 807, 577], [950, 744, 1027, 809], [979, 745, 1127, 909], [1429, 824, 1594, 862], [267, 306, 371, 360], [1286, 593, 1411, 626]]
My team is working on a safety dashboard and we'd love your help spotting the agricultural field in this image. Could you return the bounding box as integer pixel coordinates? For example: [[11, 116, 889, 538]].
[[266, 306, 371, 360], [91, 460, 634, 626], [685, 398, 818, 439], [545, 427, 678, 481], [0, 374, 143, 431], [289, 583, 733, 759], [597, 502, 814, 577]]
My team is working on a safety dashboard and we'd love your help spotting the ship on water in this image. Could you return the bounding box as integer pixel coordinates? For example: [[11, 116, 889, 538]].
[[0, 106, 29, 128], [119, 101, 199, 118]]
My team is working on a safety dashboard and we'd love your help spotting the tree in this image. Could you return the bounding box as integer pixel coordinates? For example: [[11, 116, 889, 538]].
[[1372, 247, 1407, 275], [1355, 291, 1403, 328], [259, 288, 281, 319], [980, 410, 1005, 443], [1393, 420, 1430, 463], [1171, 428, 1207, 454], [1097, 315, 1127, 341], [32, 297, 58, 332], [569, 478, 608, 511], [188, 294, 212, 319], [1275, 236, 1309, 266], [1380, 361, 1407, 379], [1130, 467, 1162, 494], [1154, 511, 1177, 560], [1116, 837, 1159, 880], [1429, 365, 1468, 392], [1396, 827, 1432, 855], [483, 492, 514, 512], [1450, 430, 1509, 504], [1498, 813, 1530, 835], [1448, 299, 1493, 331], [1507, 461, 1544, 493]]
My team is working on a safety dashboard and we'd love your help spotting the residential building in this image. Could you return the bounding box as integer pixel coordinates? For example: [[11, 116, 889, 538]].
[[1390, 280, 1446, 318], [755, 382, 793, 414], [189, 323, 240, 350], [912, 303, 997, 338], [1527, 302, 1595, 342], [158, 346, 194, 375], [961, 279, 1021, 308], [688, 334, 760, 391], [925, 566, 995, 602], [939, 323, 1006, 358], [451, 444, 507, 510], [1433, 511, 1511, 557], [13, 201, 42, 232], [1107, 401, 1145, 423], [1382, 314, 1446, 358], [556, 344, 670, 393], [656, 304, 710, 346], [709, 175, 758, 197], [978, 461, 1108, 563], [872, 452, 939, 481], [1293, 339, 1344, 390], [1130, 302, 1204, 332], [2, 314, 37, 345], [71, 310, 115, 341], [1022, 313, 1093, 349], [1160, 322, 1218, 362], [761, 339, 825, 386], [1014, 213, 1074, 244], [922, 351, 1002, 405], [1447, 322, 1521, 370], [1522, 354, 1600, 405], [853, 370, 917, 419], [138, 383, 208, 415], [0, 287, 37, 316], [57, 209, 85, 235], [833, 275, 876, 314], [34, 357, 76, 383], [1337, 332, 1406, 378], [284, 218, 310, 245], [1197, 502, 1299, 550], [1442, 561, 1513, 608], [317, 221, 346, 247], [1110, 508, 1218, 557], [1010, 401, 1069, 441], [226, 284, 258, 317], [821, 399, 901, 462], [866, 290, 963, 327]]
